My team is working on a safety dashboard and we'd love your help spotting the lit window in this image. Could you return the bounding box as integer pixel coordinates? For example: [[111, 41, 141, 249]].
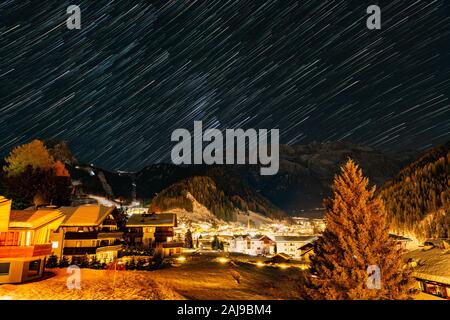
[[52, 241, 59, 249], [26, 231, 31, 246]]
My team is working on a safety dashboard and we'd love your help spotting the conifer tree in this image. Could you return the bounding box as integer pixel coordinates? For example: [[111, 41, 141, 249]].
[[211, 235, 220, 250], [303, 159, 414, 300], [184, 229, 194, 248]]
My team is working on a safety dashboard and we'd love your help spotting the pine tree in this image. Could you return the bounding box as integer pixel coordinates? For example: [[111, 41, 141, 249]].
[[184, 229, 194, 249], [59, 256, 70, 268], [46, 254, 58, 268], [303, 159, 414, 300], [211, 235, 220, 250]]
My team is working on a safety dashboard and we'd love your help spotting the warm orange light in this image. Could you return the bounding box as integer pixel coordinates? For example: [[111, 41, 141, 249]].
[[278, 264, 289, 269], [26, 231, 31, 246], [217, 257, 229, 264], [256, 261, 265, 267], [177, 256, 186, 262]]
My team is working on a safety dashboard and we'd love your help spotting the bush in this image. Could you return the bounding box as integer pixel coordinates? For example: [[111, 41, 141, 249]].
[[59, 256, 70, 268], [46, 254, 58, 268], [149, 248, 164, 270]]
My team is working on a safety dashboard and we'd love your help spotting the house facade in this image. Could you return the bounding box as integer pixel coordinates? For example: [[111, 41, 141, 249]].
[[247, 235, 275, 256], [405, 243, 450, 300], [229, 235, 275, 256], [50, 205, 123, 264], [0, 196, 64, 284], [229, 236, 247, 254], [298, 242, 315, 263], [274, 236, 317, 260], [126, 212, 182, 257]]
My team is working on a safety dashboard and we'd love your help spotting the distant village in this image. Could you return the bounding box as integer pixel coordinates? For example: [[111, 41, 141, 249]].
[[0, 194, 449, 300]]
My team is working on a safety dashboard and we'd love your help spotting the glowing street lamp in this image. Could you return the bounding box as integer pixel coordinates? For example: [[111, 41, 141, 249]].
[[217, 257, 230, 264]]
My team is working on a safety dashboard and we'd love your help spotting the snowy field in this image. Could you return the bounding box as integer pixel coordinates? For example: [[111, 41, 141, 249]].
[[0, 253, 303, 300]]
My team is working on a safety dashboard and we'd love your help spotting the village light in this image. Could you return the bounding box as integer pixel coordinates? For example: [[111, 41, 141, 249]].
[[217, 257, 229, 264], [278, 264, 289, 269], [256, 261, 265, 267], [299, 264, 308, 270], [177, 256, 186, 262]]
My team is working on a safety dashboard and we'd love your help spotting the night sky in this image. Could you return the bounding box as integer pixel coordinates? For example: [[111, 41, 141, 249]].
[[0, 0, 449, 171]]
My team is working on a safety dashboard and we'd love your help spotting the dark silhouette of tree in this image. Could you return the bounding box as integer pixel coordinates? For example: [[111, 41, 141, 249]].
[[2, 140, 72, 209], [212, 235, 220, 250], [184, 229, 194, 248]]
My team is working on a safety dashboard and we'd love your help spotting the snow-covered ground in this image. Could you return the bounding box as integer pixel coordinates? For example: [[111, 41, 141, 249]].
[[0, 253, 303, 300], [87, 195, 120, 207]]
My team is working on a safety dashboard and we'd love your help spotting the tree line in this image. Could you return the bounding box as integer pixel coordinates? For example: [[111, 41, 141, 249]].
[[0, 140, 72, 209], [379, 141, 449, 240]]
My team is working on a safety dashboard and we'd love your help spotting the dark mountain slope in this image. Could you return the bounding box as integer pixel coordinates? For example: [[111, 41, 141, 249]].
[[379, 141, 449, 240], [57, 141, 411, 220]]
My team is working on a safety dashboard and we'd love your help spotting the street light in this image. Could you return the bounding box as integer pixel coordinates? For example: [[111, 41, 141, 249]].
[[217, 257, 229, 264]]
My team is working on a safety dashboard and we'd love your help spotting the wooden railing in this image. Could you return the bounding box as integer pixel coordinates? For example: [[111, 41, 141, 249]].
[[0, 244, 52, 258], [64, 231, 123, 240]]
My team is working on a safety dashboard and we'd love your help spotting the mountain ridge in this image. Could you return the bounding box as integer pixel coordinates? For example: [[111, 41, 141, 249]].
[[66, 141, 414, 220]]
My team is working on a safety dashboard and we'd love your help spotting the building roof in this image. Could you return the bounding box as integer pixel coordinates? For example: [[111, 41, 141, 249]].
[[250, 235, 274, 241], [274, 235, 317, 243], [389, 234, 413, 242], [0, 196, 9, 204], [299, 242, 314, 254], [9, 209, 65, 229], [404, 247, 450, 285], [126, 213, 177, 227], [0, 196, 12, 232], [270, 252, 291, 262], [57, 205, 115, 227]]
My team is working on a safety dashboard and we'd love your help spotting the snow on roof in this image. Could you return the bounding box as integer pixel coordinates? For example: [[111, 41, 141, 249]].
[[0, 196, 9, 204], [389, 234, 413, 242], [274, 235, 317, 243], [299, 242, 314, 252], [270, 253, 291, 261], [58, 205, 115, 227], [404, 247, 450, 285], [9, 209, 64, 229], [126, 212, 176, 227], [250, 235, 274, 241]]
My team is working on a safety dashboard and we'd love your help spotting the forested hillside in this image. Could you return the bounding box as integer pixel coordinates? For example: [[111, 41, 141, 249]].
[[380, 141, 449, 240]]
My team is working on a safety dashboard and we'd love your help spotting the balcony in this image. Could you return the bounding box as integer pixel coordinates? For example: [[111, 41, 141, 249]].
[[63, 244, 123, 256], [160, 242, 184, 249], [64, 231, 123, 240], [96, 245, 123, 254], [63, 247, 97, 255], [0, 244, 52, 259], [98, 231, 123, 239]]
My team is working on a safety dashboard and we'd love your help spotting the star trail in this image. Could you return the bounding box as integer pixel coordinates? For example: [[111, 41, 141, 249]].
[[0, 0, 449, 171]]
